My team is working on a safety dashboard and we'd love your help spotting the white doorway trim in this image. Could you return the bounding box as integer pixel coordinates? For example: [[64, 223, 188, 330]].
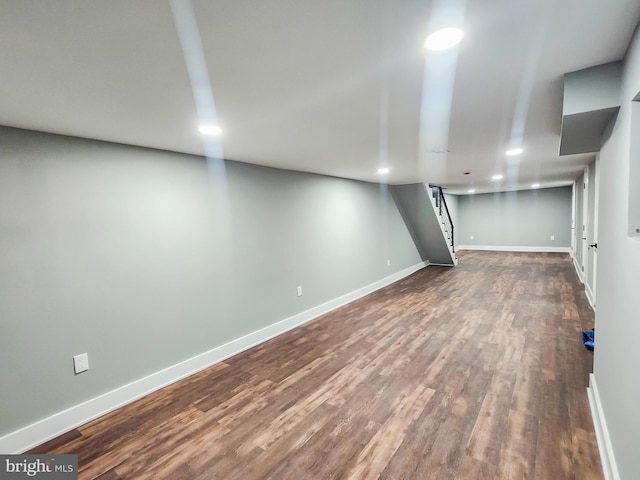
[[581, 165, 589, 278], [587, 157, 600, 308]]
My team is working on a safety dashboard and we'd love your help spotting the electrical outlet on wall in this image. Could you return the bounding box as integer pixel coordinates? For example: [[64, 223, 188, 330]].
[[387, 259, 390, 267], [550, 235, 555, 240], [73, 353, 89, 374], [470, 235, 474, 240], [297, 286, 303, 297]]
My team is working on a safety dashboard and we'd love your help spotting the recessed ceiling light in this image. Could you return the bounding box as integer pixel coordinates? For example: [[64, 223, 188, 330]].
[[468, 189, 475, 193], [531, 183, 540, 188], [424, 27, 464, 52], [506, 147, 523, 156], [491, 174, 504, 181], [198, 124, 223, 135], [377, 167, 390, 175]]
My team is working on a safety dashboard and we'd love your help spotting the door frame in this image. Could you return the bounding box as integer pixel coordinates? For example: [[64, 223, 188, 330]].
[[590, 157, 600, 307], [581, 165, 589, 276]]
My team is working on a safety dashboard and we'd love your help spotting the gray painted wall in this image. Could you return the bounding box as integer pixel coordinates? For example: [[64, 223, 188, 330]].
[[563, 62, 622, 115], [594, 23, 640, 480], [457, 187, 572, 248], [0, 126, 421, 436]]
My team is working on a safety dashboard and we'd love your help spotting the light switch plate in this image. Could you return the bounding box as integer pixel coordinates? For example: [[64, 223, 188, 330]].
[[73, 353, 89, 374]]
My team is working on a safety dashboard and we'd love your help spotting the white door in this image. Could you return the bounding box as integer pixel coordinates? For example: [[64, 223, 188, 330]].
[[591, 158, 600, 304]]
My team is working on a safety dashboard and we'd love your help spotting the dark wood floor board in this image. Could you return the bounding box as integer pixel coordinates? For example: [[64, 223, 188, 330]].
[[567, 428, 602, 480], [343, 385, 436, 480], [423, 392, 483, 477], [456, 455, 498, 480], [75, 361, 231, 444], [466, 369, 518, 466], [497, 409, 538, 479], [268, 386, 385, 479], [510, 343, 542, 416], [28, 251, 600, 479], [80, 406, 212, 479], [240, 405, 356, 479], [381, 350, 494, 479], [93, 469, 122, 480]]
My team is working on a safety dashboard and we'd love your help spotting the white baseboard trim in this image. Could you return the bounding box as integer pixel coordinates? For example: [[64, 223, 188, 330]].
[[585, 283, 596, 310], [457, 245, 571, 253], [587, 374, 620, 480], [573, 255, 585, 284], [0, 261, 429, 454]]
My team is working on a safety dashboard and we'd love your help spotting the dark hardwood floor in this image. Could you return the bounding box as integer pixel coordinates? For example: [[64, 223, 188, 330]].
[[29, 251, 601, 479]]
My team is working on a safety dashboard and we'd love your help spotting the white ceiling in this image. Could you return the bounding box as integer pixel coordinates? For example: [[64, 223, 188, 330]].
[[1, 1, 639, 193]]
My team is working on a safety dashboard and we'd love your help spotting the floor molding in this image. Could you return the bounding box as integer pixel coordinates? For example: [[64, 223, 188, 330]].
[[457, 245, 571, 253], [570, 250, 593, 310], [572, 254, 585, 284], [585, 282, 596, 310], [587, 374, 620, 480], [0, 260, 429, 454]]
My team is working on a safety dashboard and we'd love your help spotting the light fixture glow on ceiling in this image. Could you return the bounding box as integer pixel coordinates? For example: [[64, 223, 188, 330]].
[[198, 124, 223, 135], [506, 147, 523, 156], [491, 174, 504, 181], [377, 167, 390, 175], [468, 189, 476, 193], [424, 27, 464, 52], [531, 183, 540, 188]]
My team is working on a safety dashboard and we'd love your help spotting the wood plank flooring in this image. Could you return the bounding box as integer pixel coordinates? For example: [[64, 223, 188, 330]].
[[29, 251, 601, 479]]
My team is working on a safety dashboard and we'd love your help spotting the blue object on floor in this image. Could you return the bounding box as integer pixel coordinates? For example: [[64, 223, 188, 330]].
[[582, 329, 595, 351]]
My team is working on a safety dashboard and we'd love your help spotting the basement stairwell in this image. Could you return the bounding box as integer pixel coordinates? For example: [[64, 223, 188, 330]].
[[391, 183, 457, 267]]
